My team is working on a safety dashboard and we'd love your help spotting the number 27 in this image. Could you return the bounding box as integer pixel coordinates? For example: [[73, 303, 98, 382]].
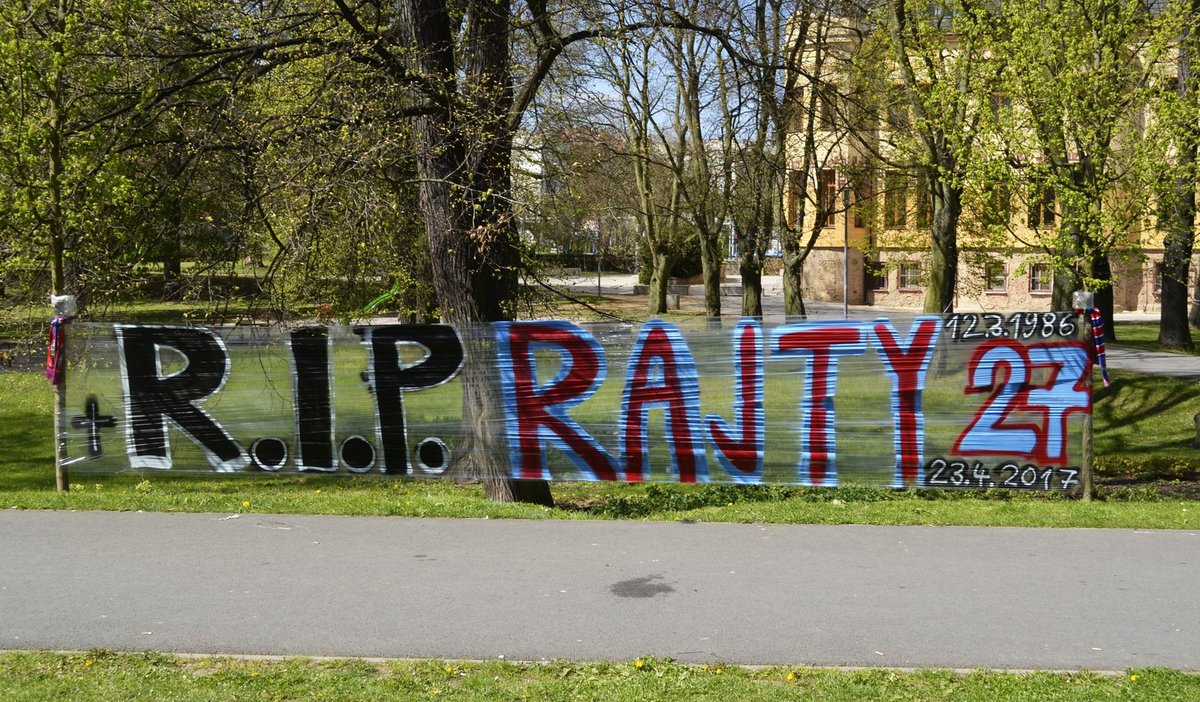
[[953, 340, 1091, 464]]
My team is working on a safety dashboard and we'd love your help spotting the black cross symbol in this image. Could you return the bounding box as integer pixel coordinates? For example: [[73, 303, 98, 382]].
[[71, 396, 116, 458]]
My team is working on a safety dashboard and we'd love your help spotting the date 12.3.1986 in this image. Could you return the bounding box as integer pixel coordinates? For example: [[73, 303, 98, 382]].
[[943, 312, 1078, 343]]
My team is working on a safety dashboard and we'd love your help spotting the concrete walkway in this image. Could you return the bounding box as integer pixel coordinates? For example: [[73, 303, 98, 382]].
[[2, 510, 1197, 670], [1104, 347, 1200, 379]]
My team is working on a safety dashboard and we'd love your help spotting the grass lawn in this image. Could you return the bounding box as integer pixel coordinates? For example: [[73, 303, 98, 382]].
[[1110, 321, 1200, 356], [1, 652, 1196, 702]]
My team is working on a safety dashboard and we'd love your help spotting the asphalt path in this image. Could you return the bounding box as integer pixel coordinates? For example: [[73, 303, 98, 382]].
[[2, 510, 1197, 670]]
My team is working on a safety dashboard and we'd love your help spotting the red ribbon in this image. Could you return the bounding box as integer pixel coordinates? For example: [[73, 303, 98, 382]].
[[46, 316, 67, 385]]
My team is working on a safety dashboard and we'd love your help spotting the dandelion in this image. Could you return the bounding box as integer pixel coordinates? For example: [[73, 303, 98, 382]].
[[726, 502, 733, 507], [242, 500, 250, 508], [1130, 674, 1138, 682], [634, 659, 645, 669], [85, 659, 93, 667], [429, 689, 440, 696], [714, 666, 724, 675], [786, 671, 796, 681]]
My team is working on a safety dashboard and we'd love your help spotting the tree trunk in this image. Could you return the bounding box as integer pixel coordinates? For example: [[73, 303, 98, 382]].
[[1051, 220, 1084, 312], [398, 0, 551, 505], [1160, 172, 1195, 349], [700, 229, 722, 318], [162, 192, 183, 300], [47, 0, 68, 303], [923, 178, 960, 314], [782, 250, 807, 319], [1089, 251, 1117, 343], [648, 249, 671, 314], [1167, 6, 1198, 345], [740, 253, 763, 317]]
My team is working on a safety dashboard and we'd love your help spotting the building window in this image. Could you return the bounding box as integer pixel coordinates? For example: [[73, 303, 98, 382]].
[[1155, 262, 1164, 293], [886, 102, 909, 131], [868, 261, 888, 291], [884, 174, 908, 228], [1029, 263, 1052, 293], [819, 169, 837, 228], [985, 262, 1006, 291], [1028, 187, 1056, 228], [899, 262, 922, 290]]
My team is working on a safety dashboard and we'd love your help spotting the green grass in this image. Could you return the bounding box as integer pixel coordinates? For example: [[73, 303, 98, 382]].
[[0, 652, 1195, 701], [1092, 370, 1200, 479], [1111, 321, 1200, 355]]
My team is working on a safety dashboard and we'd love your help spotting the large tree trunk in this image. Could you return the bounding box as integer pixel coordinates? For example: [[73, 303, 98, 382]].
[[648, 249, 672, 314], [923, 178, 960, 314], [1051, 218, 1085, 312], [1089, 251, 1117, 343], [740, 252, 763, 317], [1051, 267, 1080, 312], [1166, 6, 1198, 346], [1160, 171, 1195, 349], [399, 0, 552, 505], [782, 248, 807, 319]]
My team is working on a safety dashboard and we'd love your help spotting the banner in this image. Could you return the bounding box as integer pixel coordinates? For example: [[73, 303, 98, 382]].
[[59, 313, 1092, 490]]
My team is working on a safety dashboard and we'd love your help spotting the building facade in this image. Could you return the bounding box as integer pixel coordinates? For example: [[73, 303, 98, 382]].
[[783, 7, 1198, 313]]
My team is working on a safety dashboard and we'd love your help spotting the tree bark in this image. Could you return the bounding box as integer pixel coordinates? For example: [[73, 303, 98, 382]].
[[699, 229, 722, 318], [1051, 267, 1080, 312], [1160, 168, 1195, 348], [740, 254, 763, 317], [397, 0, 552, 505], [648, 249, 672, 314], [1089, 251, 1117, 343], [1166, 3, 1198, 345], [781, 248, 807, 319], [1051, 216, 1085, 312], [923, 177, 961, 314]]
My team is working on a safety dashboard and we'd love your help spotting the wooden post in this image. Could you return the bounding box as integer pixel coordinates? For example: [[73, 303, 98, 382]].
[[50, 295, 75, 493], [1071, 291, 1095, 502], [55, 381, 68, 492], [1080, 312, 1095, 501], [1081, 412, 1094, 502]]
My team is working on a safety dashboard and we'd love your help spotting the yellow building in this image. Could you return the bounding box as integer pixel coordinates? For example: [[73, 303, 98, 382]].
[[782, 7, 1196, 313]]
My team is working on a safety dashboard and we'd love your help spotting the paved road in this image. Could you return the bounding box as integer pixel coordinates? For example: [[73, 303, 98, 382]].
[[2, 510, 1196, 670]]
